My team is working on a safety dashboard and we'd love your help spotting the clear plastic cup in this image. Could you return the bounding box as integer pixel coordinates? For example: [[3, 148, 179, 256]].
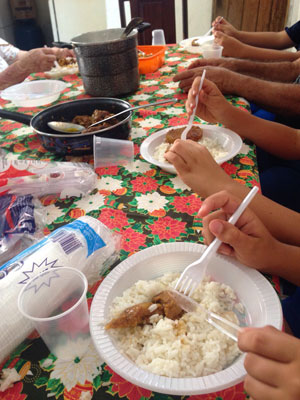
[[152, 29, 166, 45], [93, 136, 134, 170], [201, 44, 223, 58], [18, 267, 90, 360]]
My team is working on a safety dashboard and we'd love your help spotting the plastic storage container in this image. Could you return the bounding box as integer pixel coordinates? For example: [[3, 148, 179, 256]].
[[138, 45, 166, 74]]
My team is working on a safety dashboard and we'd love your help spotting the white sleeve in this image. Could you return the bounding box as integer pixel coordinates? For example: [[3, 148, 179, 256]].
[[0, 38, 20, 66]]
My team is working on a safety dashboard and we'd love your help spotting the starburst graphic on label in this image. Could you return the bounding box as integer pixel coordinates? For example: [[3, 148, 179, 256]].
[[24, 269, 61, 294], [18, 257, 63, 285]]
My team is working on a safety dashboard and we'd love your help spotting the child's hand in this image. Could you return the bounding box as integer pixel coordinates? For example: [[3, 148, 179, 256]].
[[212, 17, 238, 38], [165, 140, 232, 197], [186, 77, 232, 124], [214, 31, 245, 57], [198, 190, 282, 272], [239, 326, 300, 400]]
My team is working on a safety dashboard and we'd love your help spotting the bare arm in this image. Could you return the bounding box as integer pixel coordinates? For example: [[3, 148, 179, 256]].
[[215, 31, 300, 61], [213, 17, 294, 49], [220, 106, 300, 159], [164, 140, 300, 246], [234, 29, 294, 50], [199, 191, 300, 283], [0, 47, 74, 90], [226, 71, 300, 116], [174, 67, 300, 116], [187, 57, 300, 82]]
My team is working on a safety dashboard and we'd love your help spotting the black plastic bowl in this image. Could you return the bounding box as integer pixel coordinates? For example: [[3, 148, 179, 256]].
[[0, 97, 132, 156]]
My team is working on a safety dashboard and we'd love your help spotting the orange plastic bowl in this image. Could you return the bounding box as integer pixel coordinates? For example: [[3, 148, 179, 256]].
[[138, 45, 166, 74]]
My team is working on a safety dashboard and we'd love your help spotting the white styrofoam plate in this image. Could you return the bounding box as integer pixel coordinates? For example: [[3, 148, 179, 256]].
[[180, 35, 215, 53], [140, 124, 243, 174], [90, 242, 282, 395]]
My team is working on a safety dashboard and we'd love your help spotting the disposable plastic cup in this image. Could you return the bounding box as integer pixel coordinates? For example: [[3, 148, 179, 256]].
[[18, 267, 90, 360], [93, 136, 134, 170], [152, 29, 166, 45], [201, 44, 223, 58]]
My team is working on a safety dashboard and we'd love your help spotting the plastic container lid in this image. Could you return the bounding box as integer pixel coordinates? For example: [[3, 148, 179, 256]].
[[1, 80, 67, 107]]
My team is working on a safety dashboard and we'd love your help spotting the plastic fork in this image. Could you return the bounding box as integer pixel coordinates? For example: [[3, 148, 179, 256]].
[[174, 186, 259, 297], [202, 16, 224, 38], [169, 289, 242, 341], [181, 69, 206, 140]]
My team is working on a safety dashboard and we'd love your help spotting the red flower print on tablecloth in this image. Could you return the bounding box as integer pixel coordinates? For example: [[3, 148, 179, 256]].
[[174, 92, 188, 101], [240, 156, 254, 166], [69, 208, 86, 219], [167, 116, 189, 126], [106, 366, 152, 400], [142, 85, 160, 93], [187, 382, 247, 400], [99, 208, 129, 230], [171, 194, 202, 215], [63, 381, 93, 400], [96, 166, 120, 176], [138, 109, 158, 118], [122, 228, 147, 253], [28, 137, 45, 150], [133, 143, 140, 156], [0, 381, 26, 400], [222, 162, 238, 176], [0, 122, 22, 132], [131, 176, 158, 194], [150, 216, 186, 240]]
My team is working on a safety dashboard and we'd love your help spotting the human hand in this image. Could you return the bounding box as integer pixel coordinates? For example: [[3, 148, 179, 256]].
[[212, 17, 238, 38], [187, 57, 237, 71], [238, 326, 300, 400], [186, 77, 233, 124], [50, 46, 75, 59], [165, 140, 232, 197], [214, 31, 244, 58], [173, 65, 234, 93], [198, 190, 282, 272], [17, 48, 57, 73]]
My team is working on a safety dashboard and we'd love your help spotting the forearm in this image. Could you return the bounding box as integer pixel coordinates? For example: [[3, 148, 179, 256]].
[[235, 30, 292, 49], [237, 42, 300, 62], [0, 61, 29, 90], [220, 182, 300, 246], [231, 59, 299, 82], [226, 73, 300, 116], [221, 107, 300, 159], [267, 242, 300, 285]]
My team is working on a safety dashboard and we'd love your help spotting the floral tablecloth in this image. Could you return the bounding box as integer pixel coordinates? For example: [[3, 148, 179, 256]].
[[0, 46, 269, 400]]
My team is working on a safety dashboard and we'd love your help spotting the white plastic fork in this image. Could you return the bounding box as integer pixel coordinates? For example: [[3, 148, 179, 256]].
[[170, 289, 242, 341], [181, 69, 206, 140], [201, 16, 224, 39], [174, 186, 259, 297]]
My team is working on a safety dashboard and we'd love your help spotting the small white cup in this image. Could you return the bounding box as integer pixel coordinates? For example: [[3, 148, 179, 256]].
[[152, 29, 166, 45], [18, 267, 90, 360], [201, 44, 223, 59], [93, 136, 134, 170]]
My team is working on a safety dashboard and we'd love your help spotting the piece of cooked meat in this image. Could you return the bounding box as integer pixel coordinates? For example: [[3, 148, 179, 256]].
[[165, 126, 203, 144], [152, 290, 184, 320], [57, 57, 77, 66], [72, 115, 92, 128], [105, 302, 164, 329], [191, 38, 200, 47], [82, 109, 118, 133]]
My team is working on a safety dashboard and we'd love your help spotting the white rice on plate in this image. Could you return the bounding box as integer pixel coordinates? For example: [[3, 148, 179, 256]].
[[153, 137, 228, 163], [107, 273, 243, 378]]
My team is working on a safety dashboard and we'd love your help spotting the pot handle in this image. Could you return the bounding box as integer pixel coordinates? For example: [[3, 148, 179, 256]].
[[0, 110, 31, 126]]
